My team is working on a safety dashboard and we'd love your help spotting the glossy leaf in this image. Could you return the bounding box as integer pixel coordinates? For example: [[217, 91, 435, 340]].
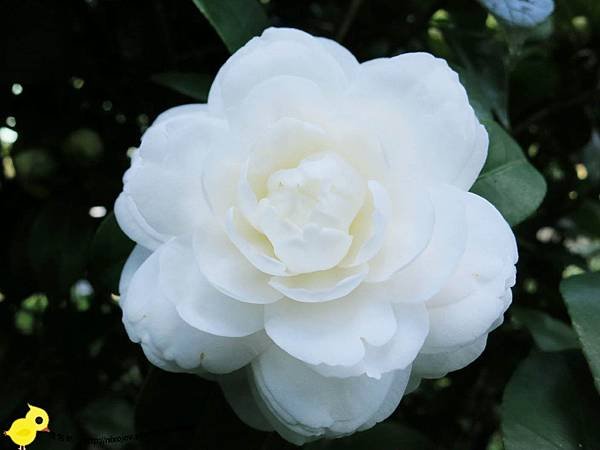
[[501, 351, 600, 450], [479, 0, 555, 27], [151, 72, 212, 101], [512, 307, 578, 351], [455, 63, 508, 126], [471, 120, 547, 226], [191, 0, 270, 53], [561, 272, 600, 391]]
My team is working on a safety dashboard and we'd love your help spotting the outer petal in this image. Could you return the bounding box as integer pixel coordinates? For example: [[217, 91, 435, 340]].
[[158, 236, 265, 337], [423, 193, 517, 349], [115, 109, 229, 249], [358, 367, 412, 431], [208, 27, 350, 116], [119, 245, 269, 374], [424, 268, 514, 349], [427, 192, 518, 307], [311, 302, 428, 379], [153, 103, 207, 125], [227, 75, 334, 145], [219, 368, 274, 431], [376, 185, 468, 303], [412, 335, 488, 379], [345, 52, 487, 190], [249, 346, 402, 444], [316, 36, 359, 80], [264, 285, 396, 366]]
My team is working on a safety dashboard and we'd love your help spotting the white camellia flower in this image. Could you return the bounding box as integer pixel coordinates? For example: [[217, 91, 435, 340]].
[[115, 27, 517, 444]]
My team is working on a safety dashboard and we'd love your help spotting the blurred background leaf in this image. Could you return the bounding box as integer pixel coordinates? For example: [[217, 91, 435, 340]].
[[561, 273, 600, 391], [151, 72, 212, 101], [512, 306, 579, 351]]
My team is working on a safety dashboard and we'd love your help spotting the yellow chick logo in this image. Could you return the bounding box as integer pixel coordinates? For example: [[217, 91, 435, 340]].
[[3, 404, 50, 450]]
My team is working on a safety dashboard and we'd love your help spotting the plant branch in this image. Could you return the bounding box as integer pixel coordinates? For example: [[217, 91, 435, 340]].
[[336, 0, 364, 43]]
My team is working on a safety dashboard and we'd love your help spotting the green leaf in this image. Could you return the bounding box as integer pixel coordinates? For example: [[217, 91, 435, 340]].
[[471, 120, 546, 226], [512, 307, 579, 351], [89, 211, 134, 293], [560, 272, 600, 391], [436, 8, 509, 127], [303, 422, 435, 450], [191, 0, 270, 53], [501, 351, 600, 450], [455, 64, 507, 126], [479, 0, 555, 28], [151, 72, 212, 101]]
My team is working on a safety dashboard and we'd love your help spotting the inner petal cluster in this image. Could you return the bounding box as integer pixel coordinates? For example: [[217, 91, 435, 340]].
[[255, 152, 365, 273]]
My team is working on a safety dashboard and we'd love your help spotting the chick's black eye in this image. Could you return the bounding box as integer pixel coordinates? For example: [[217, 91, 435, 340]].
[[35, 416, 43, 424]]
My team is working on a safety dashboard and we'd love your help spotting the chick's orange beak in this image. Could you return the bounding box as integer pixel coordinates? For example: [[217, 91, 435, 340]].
[[41, 427, 50, 432]]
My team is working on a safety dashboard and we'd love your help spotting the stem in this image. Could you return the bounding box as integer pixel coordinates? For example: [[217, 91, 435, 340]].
[[336, 0, 364, 43]]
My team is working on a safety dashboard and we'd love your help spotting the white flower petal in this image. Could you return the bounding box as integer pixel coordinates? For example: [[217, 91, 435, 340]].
[[209, 27, 349, 116], [158, 236, 265, 337], [243, 117, 334, 206], [358, 367, 412, 431], [193, 220, 283, 305], [152, 103, 207, 125], [377, 185, 468, 303], [227, 75, 334, 144], [219, 368, 274, 431], [225, 207, 289, 276], [341, 180, 391, 267], [413, 335, 488, 379], [120, 244, 269, 373], [311, 302, 428, 378], [118, 244, 152, 295], [421, 193, 517, 349], [316, 37, 360, 80], [250, 346, 399, 444], [201, 144, 244, 220], [114, 193, 169, 251], [264, 285, 396, 366], [427, 192, 518, 307], [424, 276, 512, 349], [258, 214, 353, 274], [115, 110, 229, 246], [346, 52, 487, 190], [452, 123, 489, 190], [365, 181, 436, 283], [268, 264, 368, 303]]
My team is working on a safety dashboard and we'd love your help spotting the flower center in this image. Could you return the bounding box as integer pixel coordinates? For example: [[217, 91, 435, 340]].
[[255, 152, 366, 273]]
